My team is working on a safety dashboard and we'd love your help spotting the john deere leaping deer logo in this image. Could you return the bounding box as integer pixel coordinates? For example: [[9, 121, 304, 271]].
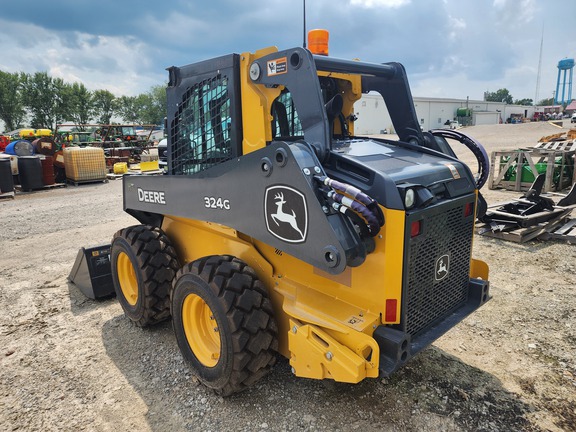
[[264, 186, 308, 243], [435, 254, 450, 281]]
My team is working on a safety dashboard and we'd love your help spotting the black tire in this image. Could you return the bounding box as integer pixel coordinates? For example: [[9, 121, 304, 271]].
[[111, 225, 179, 327], [171, 255, 278, 396]]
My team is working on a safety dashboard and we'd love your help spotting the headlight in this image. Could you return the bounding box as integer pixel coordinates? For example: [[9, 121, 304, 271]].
[[405, 188, 415, 209]]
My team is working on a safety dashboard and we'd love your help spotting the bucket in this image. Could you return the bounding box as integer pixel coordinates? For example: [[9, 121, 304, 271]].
[[0, 158, 14, 194], [32, 137, 56, 156], [18, 156, 44, 191], [40, 156, 56, 185], [5, 140, 35, 156]]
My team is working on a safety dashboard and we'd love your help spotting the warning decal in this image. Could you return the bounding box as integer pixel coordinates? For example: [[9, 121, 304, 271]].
[[267, 57, 288, 76], [346, 315, 364, 326]]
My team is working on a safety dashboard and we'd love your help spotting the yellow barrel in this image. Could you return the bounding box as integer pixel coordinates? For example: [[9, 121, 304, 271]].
[[114, 162, 128, 174]]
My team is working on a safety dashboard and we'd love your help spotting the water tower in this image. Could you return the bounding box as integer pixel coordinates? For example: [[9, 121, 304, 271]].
[[554, 58, 574, 105]]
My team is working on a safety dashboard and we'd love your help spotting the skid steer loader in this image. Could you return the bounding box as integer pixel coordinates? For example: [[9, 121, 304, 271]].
[[111, 31, 491, 396]]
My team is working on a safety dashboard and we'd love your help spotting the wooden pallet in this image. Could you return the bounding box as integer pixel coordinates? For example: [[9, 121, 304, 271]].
[[533, 139, 576, 152], [66, 178, 108, 186], [476, 203, 576, 243], [15, 183, 67, 193], [539, 218, 576, 243], [127, 169, 164, 176], [106, 173, 124, 180]]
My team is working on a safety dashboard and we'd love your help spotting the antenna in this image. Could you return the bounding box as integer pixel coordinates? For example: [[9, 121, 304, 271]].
[[303, 0, 307, 48], [535, 24, 544, 105]]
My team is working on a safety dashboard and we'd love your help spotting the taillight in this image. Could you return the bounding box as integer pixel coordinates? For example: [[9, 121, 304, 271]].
[[464, 202, 474, 217], [410, 220, 421, 237]]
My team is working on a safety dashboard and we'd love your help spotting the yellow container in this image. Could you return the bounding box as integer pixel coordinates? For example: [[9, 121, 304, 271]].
[[63, 147, 107, 182], [114, 162, 128, 174], [19, 129, 36, 138], [35, 129, 53, 137], [140, 160, 159, 172]]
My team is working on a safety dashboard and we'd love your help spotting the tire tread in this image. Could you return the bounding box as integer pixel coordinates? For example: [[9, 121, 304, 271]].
[[173, 255, 278, 396]]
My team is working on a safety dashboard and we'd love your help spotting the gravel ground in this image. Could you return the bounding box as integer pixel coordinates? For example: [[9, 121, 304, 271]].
[[1, 121, 575, 431]]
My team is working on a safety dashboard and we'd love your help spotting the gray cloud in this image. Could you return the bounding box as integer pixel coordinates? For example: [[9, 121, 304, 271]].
[[0, 0, 574, 101]]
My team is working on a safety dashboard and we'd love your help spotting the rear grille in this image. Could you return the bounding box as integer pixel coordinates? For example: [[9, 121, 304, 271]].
[[404, 198, 474, 337]]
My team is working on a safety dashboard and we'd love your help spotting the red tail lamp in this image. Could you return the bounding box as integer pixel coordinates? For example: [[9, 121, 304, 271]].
[[464, 202, 474, 217], [308, 29, 329, 56], [410, 220, 421, 237]]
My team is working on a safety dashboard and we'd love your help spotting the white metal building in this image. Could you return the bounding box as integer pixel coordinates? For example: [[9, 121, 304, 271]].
[[353, 94, 538, 135]]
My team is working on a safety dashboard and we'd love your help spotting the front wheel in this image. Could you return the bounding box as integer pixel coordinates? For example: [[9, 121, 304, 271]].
[[111, 225, 179, 327], [171, 255, 278, 396]]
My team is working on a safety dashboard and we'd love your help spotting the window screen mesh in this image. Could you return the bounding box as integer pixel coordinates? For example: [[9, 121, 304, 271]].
[[272, 90, 303, 138], [171, 75, 232, 175]]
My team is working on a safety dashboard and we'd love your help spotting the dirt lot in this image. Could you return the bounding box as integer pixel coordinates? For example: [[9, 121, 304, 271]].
[[1, 121, 575, 431]]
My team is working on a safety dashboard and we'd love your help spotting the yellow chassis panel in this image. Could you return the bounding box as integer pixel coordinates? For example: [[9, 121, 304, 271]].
[[162, 215, 391, 382]]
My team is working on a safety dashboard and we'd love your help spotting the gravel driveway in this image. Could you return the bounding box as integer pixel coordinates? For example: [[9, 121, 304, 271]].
[[1, 121, 574, 431]]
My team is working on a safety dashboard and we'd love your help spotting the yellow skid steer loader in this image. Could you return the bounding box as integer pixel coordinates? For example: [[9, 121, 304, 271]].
[[111, 31, 491, 396]]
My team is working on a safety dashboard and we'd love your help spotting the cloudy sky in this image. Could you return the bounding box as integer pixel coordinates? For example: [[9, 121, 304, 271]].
[[1, 0, 575, 103]]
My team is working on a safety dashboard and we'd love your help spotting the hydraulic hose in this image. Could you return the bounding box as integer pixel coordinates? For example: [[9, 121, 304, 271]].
[[430, 129, 490, 189], [315, 175, 384, 237], [320, 176, 377, 208], [328, 191, 381, 236]]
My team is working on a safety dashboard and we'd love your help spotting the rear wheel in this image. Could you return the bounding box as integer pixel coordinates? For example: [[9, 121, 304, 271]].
[[171, 255, 278, 396], [111, 225, 179, 327]]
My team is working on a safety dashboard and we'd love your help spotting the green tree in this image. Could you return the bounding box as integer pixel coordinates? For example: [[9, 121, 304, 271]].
[[484, 88, 513, 104], [115, 85, 166, 125], [115, 95, 141, 123], [20, 72, 66, 129], [140, 84, 167, 125], [93, 90, 117, 124], [537, 97, 554, 106], [0, 71, 26, 131], [513, 98, 533, 106], [63, 82, 94, 128]]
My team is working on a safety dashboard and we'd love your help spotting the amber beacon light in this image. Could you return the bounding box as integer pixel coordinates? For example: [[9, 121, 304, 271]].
[[308, 29, 329, 56]]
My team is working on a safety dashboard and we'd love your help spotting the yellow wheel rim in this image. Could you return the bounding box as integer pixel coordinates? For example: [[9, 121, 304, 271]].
[[182, 293, 221, 367], [117, 251, 138, 306]]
